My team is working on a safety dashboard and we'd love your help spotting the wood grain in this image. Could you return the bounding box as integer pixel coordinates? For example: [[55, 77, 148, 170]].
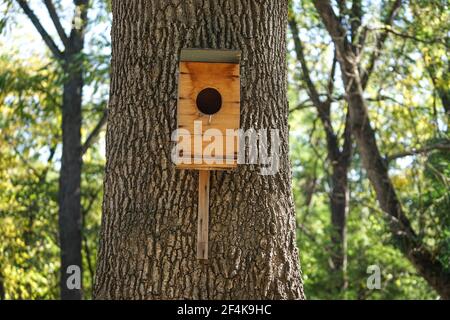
[[176, 61, 240, 170], [197, 170, 210, 259]]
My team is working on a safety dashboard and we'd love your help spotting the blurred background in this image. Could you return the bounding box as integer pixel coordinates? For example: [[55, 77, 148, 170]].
[[0, 0, 448, 299]]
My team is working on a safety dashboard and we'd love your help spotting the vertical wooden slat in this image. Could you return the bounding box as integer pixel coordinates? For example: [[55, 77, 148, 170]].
[[197, 170, 210, 260]]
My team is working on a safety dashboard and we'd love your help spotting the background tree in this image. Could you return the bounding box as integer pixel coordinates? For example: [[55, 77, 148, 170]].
[[288, 0, 449, 299], [0, 0, 448, 300], [288, 0, 403, 294], [14, 0, 89, 299], [289, 2, 353, 292], [312, 0, 449, 298], [0, 0, 110, 299], [94, 0, 304, 299]]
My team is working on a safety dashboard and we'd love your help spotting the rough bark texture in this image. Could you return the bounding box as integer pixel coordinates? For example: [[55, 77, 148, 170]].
[[94, 0, 304, 300], [314, 0, 450, 299]]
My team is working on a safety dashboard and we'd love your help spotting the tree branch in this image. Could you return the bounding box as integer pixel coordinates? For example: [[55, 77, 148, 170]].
[[374, 27, 448, 46], [289, 97, 315, 113], [336, 0, 347, 17], [16, 0, 64, 60], [350, 0, 363, 45], [82, 109, 108, 156], [43, 0, 69, 48], [71, 0, 90, 36], [288, 16, 322, 108], [341, 109, 353, 162], [386, 142, 450, 162], [289, 14, 340, 158], [326, 50, 337, 103], [361, 0, 403, 89]]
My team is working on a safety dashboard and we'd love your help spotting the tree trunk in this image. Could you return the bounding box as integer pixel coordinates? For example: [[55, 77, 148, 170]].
[[326, 114, 352, 293], [288, 16, 352, 292], [314, 0, 450, 299], [345, 64, 450, 300], [16, 0, 89, 300], [94, 0, 304, 300], [329, 160, 350, 290], [58, 16, 86, 301], [58, 61, 83, 301]]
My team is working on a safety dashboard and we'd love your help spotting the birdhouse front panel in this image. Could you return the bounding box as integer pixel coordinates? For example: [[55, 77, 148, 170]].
[[175, 49, 241, 170]]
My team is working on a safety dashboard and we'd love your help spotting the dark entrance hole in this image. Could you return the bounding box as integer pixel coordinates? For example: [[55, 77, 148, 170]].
[[196, 87, 222, 115]]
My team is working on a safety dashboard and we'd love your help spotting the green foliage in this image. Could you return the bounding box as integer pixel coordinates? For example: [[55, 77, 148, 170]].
[[0, 0, 448, 300], [0, 54, 61, 299], [0, 0, 110, 299], [289, 0, 448, 299]]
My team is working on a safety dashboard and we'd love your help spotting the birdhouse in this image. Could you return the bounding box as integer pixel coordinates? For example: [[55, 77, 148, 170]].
[[175, 48, 241, 170], [174, 49, 241, 260]]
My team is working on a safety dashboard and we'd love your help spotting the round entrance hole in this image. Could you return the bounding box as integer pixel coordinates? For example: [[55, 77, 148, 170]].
[[196, 88, 222, 115]]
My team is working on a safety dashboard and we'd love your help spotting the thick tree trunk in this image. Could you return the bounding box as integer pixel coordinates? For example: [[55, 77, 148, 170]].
[[94, 0, 304, 300]]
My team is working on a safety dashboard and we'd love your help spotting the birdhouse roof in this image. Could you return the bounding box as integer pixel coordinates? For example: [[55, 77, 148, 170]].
[[180, 49, 241, 64]]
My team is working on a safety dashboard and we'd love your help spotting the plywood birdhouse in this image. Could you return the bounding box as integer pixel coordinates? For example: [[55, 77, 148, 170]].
[[175, 49, 241, 260], [175, 49, 241, 170]]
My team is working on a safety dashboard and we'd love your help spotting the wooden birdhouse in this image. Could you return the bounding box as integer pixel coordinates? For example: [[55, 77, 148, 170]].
[[175, 48, 241, 170], [174, 49, 241, 260]]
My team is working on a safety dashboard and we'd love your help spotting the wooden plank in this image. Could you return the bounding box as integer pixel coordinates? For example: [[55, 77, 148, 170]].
[[178, 99, 240, 115], [178, 77, 240, 103], [197, 170, 210, 260], [175, 133, 239, 155], [173, 134, 238, 169], [180, 61, 239, 77], [178, 62, 240, 104], [178, 113, 240, 135], [177, 164, 236, 170], [176, 60, 240, 170], [177, 160, 237, 169], [177, 163, 236, 170]]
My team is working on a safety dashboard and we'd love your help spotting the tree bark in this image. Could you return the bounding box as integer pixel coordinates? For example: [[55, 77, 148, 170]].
[[94, 0, 304, 300], [329, 159, 350, 289], [16, 0, 90, 300], [58, 56, 83, 300], [58, 0, 88, 300], [288, 16, 351, 291], [314, 0, 450, 299]]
